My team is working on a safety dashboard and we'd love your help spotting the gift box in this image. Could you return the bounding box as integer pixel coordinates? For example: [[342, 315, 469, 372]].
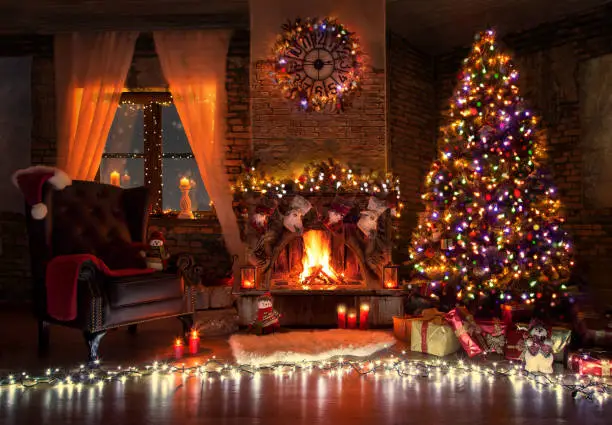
[[550, 326, 572, 363], [476, 319, 507, 354], [393, 316, 420, 342], [446, 307, 486, 357], [568, 350, 612, 377], [410, 311, 460, 357], [501, 303, 534, 326], [504, 325, 528, 361]]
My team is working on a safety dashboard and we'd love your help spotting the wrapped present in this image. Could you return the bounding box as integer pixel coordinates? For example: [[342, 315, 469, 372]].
[[504, 325, 528, 361], [476, 319, 506, 354], [568, 350, 612, 377], [446, 307, 486, 357], [550, 326, 572, 363], [393, 316, 420, 342], [410, 309, 460, 357], [501, 303, 534, 326]]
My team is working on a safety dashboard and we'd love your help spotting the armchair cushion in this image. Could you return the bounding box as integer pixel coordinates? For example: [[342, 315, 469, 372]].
[[46, 254, 155, 322], [98, 241, 148, 270]]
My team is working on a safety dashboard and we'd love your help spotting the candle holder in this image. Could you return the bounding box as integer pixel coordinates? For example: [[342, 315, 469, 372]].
[[240, 265, 257, 290], [178, 178, 194, 219], [382, 264, 399, 289]]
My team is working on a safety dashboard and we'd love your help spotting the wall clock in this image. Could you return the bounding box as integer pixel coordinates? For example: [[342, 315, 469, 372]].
[[273, 17, 364, 112]]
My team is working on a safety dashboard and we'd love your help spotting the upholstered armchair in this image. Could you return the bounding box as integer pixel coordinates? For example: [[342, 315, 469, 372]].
[[25, 180, 196, 362]]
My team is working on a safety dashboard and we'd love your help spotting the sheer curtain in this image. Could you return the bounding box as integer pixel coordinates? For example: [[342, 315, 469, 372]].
[[55, 32, 138, 180], [154, 30, 243, 268]]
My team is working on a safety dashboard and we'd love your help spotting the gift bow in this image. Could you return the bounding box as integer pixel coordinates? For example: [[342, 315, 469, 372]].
[[453, 313, 481, 338], [421, 308, 446, 325], [484, 333, 506, 354]]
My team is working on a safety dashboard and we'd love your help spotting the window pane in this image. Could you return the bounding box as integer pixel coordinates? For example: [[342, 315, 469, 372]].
[[162, 158, 210, 211], [162, 104, 191, 153], [100, 158, 144, 188], [105, 104, 144, 154]]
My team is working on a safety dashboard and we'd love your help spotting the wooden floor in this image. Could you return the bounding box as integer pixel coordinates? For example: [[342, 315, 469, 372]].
[[1, 305, 611, 425]]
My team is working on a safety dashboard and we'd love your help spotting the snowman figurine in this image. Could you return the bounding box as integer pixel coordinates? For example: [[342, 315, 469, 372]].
[[147, 231, 171, 271], [523, 320, 554, 374], [251, 293, 281, 334]]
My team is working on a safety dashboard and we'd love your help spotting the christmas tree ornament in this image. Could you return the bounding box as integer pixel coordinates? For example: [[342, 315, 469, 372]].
[[11, 166, 72, 219], [251, 293, 281, 334], [282, 195, 312, 233], [523, 320, 554, 374]]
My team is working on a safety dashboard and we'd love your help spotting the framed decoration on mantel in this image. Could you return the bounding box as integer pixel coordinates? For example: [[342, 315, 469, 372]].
[[272, 17, 364, 112]]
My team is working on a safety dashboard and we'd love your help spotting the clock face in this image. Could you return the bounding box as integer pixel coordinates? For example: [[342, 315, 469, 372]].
[[281, 27, 357, 102]]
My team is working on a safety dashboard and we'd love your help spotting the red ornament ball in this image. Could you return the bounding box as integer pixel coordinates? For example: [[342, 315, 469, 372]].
[[485, 194, 492, 201], [514, 189, 521, 198], [425, 248, 435, 258]]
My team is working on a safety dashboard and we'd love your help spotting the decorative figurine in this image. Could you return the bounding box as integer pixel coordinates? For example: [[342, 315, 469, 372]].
[[147, 230, 171, 271], [251, 293, 281, 334], [524, 319, 554, 374]]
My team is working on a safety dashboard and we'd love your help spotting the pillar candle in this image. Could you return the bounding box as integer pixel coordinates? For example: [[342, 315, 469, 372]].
[[337, 304, 347, 329], [174, 338, 184, 359], [188, 330, 200, 355], [121, 172, 131, 187], [359, 303, 370, 330], [110, 171, 120, 187], [347, 309, 357, 329]]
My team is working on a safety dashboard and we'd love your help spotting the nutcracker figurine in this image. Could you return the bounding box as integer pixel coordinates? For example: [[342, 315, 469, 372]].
[[147, 231, 171, 271]]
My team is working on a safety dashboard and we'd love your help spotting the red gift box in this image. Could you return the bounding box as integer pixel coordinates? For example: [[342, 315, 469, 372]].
[[501, 303, 534, 326], [446, 307, 486, 357], [476, 319, 507, 354], [568, 350, 612, 377], [504, 326, 528, 361]]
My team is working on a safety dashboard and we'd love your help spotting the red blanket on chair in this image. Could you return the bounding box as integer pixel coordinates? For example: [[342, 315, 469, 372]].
[[46, 254, 156, 321]]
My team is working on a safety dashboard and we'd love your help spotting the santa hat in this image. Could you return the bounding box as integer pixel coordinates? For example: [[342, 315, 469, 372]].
[[329, 199, 353, 216], [11, 166, 72, 220], [149, 231, 166, 243]]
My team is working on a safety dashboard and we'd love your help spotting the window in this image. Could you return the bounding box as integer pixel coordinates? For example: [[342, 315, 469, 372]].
[[100, 92, 211, 213]]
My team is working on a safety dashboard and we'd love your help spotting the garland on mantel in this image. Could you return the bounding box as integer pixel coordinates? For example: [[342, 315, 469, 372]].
[[232, 159, 403, 209]]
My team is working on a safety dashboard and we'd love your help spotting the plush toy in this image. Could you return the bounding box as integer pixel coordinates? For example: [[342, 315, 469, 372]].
[[250, 199, 277, 235], [251, 293, 281, 334], [523, 320, 554, 374], [147, 231, 171, 271]]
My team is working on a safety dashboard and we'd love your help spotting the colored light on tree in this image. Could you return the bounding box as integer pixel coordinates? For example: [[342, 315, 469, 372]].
[[409, 29, 573, 304]]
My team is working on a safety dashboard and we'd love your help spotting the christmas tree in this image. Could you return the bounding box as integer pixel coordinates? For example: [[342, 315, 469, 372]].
[[409, 29, 573, 306]]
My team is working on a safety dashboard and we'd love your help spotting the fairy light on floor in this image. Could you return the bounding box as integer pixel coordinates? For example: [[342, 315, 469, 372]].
[[0, 352, 609, 403]]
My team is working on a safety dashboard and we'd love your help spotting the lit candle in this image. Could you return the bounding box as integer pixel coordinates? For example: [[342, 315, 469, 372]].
[[347, 309, 357, 329], [110, 171, 120, 187], [242, 280, 255, 289], [174, 338, 184, 359], [188, 329, 200, 355], [121, 172, 131, 187], [337, 304, 346, 329], [180, 177, 191, 189], [384, 281, 398, 289], [359, 303, 370, 330]]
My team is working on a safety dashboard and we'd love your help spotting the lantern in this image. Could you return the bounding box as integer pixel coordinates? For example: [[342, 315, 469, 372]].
[[382, 264, 399, 289], [240, 265, 257, 289]]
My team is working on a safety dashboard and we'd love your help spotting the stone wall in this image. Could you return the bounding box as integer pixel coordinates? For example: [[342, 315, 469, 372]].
[[435, 4, 612, 305], [386, 33, 437, 256]]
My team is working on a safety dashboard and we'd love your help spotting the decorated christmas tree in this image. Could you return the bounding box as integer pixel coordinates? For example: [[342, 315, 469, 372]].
[[409, 29, 573, 306]]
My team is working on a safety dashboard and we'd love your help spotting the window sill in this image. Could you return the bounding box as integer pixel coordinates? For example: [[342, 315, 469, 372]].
[[149, 212, 218, 227]]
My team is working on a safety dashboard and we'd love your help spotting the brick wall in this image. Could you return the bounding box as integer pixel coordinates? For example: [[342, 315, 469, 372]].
[[435, 4, 612, 305], [386, 33, 437, 257], [251, 62, 386, 177]]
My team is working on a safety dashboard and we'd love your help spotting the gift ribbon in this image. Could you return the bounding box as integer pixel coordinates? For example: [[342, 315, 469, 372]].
[[421, 320, 429, 353], [601, 360, 611, 377], [484, 333, 505, 354]]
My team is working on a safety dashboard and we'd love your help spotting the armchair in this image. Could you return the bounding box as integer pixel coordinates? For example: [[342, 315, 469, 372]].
[[25, 180, 196, 362]]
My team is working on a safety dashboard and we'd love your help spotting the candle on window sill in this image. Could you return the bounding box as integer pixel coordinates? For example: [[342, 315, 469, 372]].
[[359, 303, 370, 330], [174, 338, 184, 359], [347, 309, 357, 329], [180, 177, 191, 190], [121, 172, 131, 187], [337, 304, 347, 329], [110, 171, 120, 187], [188, 329, 200, 354]]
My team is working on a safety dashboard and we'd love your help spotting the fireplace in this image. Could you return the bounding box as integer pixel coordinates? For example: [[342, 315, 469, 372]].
[[234, 191, 404, 326]]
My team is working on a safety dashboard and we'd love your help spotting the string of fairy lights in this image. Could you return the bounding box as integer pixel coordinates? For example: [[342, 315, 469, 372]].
[[0, 352, 609, 403]]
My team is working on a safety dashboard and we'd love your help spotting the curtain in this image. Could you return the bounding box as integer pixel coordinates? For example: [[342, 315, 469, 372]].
[[154, 30, 243, 267], [55, 32, 138, 180]]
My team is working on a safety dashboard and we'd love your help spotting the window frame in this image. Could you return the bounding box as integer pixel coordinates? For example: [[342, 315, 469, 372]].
[[101, 91, 195, 214]]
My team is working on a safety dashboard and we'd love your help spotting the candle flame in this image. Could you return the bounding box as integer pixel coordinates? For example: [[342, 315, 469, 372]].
[[174, 338, 183, 347]]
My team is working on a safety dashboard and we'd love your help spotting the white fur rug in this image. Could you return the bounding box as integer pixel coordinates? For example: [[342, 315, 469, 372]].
[[229, 329, 395, 365]]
